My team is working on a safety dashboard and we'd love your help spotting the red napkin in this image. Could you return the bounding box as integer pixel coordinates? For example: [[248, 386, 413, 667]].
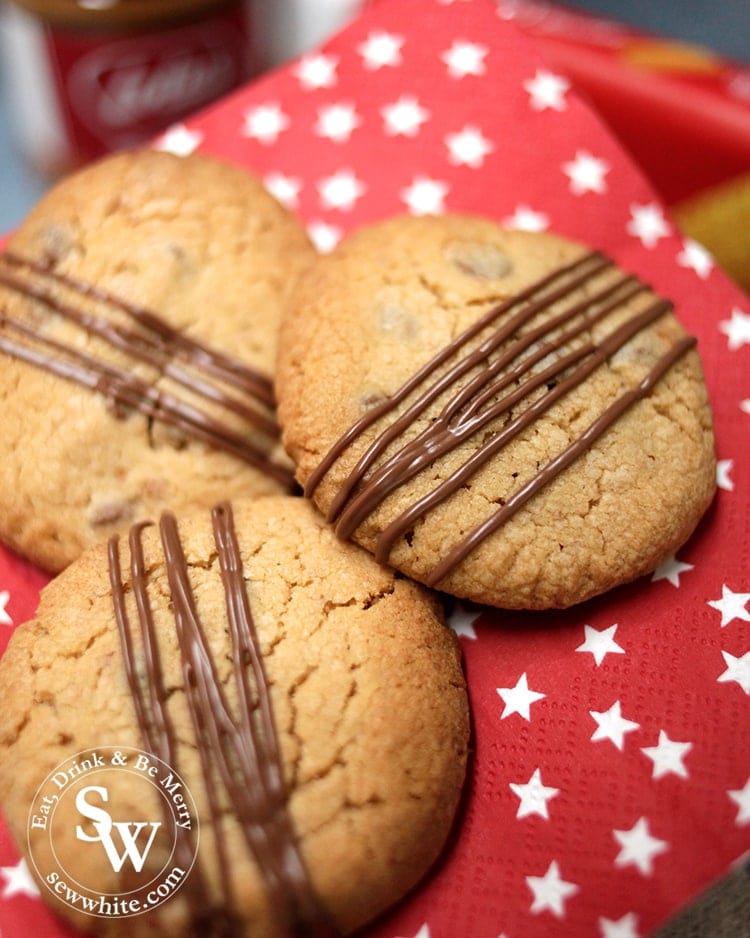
[[1, 1, 748, 936], [494, 0, 750, 205]]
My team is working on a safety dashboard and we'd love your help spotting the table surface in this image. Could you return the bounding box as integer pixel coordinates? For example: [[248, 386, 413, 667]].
[[0, 0, 748, 233]]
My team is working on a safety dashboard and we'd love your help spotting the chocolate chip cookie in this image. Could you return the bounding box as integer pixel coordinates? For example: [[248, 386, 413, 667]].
[[276, 214, 716, 609]]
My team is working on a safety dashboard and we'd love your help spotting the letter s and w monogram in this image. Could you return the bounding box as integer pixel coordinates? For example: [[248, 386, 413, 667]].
[[75, 786, 161, 873]]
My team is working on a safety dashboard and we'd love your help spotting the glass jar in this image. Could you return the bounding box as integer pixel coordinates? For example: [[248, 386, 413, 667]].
[[0, 0, 255, 176]]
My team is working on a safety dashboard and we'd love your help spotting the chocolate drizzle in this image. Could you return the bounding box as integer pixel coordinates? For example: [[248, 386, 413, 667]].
[[305, 250, 697, 586], [0, 251, 294, 488], [109, 503, 337, 936]]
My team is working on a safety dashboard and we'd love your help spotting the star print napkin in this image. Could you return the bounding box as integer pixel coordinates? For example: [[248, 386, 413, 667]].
[[493, 0, 750, 207], [1, 1, 748, 937]]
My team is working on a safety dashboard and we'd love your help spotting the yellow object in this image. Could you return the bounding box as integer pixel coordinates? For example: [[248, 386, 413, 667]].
[[673, 173, 750, 293], [622, 38, 721, 74]]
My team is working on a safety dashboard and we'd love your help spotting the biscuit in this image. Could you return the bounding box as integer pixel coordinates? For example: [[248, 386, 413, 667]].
[[0, 496, 469, 936], [0, 149, 317, 573], [276, 215, 716, 609]]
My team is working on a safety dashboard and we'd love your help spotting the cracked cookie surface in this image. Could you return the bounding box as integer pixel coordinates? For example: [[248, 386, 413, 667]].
[[0, 495, 469, 936], [0, 149, 317, 573], [276, 215, 716, 609]]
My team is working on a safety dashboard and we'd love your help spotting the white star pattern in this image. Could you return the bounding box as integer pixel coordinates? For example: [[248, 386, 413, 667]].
[[0, 857, 40, 898], [154, 122, 203, 156], [502, 204, 549, 231], [510, 767, 560, 819], [717, 650, 750, 694], [400, 176, 449, 215], [314, 102, 362, 143], [599, 912, 641, 938], [526, 861, 579, 917], [728, 778, 750, 825], [264, 172, 302, 209], [292, 53, 338, 89], [396, 926, 430, 938], [651, 555, 694, 587], [380, 95, 430, 137], [441, 39, 488, 78], [576, 623, 625, 667], [716, 459, 734, 491], [626, 203, 671, 248], [0, 589, 12, 626], [497, 672, 546, 721], [718, 307, 750, 350], [641, 730, 692, 780], [357, 31, 404, 70], [381, 95, 430, 137], [497, 0, 526, 17], [241, 103, 290, 144], [613, 817, 669, 876], [677, 238, 714, 278], [307, 221, 343, 254], [708, 584, 750, 627], [445, 124, 494, 167], [741, 399, 750, 415], [562, 150, 610, 194], [524, 68, 570, 111], [447, 602, 479, 640], [590, 700, 640, 750], [317, 170, 366, 211], [414, 928, 430, 938]]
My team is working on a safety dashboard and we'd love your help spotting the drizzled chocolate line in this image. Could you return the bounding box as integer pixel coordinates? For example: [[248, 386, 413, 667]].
[[305, 250, 612, 502], [425, 334, 696, 586], [307, 251, 696, 585], [2, 251, 275, 406], [362, 297, 672, 557], [209, 506, 334, 935], [0, 264, 277, 436], [109, 504, 336, 936], [339, 288, 664, 545], [109, 525, 222, 934], [326, 262, 647, 528], [0, 315, 294, 486], [0, 251, 293, 488]]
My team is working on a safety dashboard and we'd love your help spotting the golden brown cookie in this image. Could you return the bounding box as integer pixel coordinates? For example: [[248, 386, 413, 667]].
[[0, 149, 317, 573], [0, 496, 469, 936], [276, 215, 716, 609]]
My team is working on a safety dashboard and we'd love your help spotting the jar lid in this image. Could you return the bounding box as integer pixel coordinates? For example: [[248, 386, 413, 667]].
[[7, 0, 237, 29]]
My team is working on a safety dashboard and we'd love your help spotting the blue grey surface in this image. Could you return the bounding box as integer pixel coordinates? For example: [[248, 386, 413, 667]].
[[568, 0, 750, 64], [0, 0, 748, 233], [0, 59, 49, 232]]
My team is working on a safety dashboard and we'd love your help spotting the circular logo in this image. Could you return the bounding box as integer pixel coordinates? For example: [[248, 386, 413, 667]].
[[27, 746, 199, 918]]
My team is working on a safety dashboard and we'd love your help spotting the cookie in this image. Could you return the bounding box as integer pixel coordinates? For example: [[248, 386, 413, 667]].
[[0, 148, 317, 573], [276, 214, 716, 609], [0, 496, 469, 936]]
